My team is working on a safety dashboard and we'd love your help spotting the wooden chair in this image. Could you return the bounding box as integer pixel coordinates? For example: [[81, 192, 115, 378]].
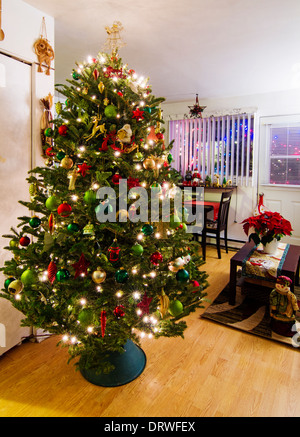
[[193, 190, 233, 260]]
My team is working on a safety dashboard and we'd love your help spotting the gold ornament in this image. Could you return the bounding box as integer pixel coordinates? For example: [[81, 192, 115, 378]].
[[84, 116, 106, 141], [8, 279, 24, 295], [143, 157, 156, 170], [68, 166, 79, 190], [117, 124, 132, 144], [61, 155, 73, 169], [103, 21, 126, 55], [98, 82, 105, 93], [158, 289, 170, 318], [33, 18, 54, 76], [92, 267, 106, 284]]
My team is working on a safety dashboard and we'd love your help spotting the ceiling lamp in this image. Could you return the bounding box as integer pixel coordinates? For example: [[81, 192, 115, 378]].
[[187, 94, 206, 118]]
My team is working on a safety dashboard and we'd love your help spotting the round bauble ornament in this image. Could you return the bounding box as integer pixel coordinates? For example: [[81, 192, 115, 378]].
[[4, 277, 15, 290], [9, 239, 19, 248], [29, 216, 41, 228], [114, 304, 125, 318], [151, 182, 161, 194], [104, 104, 117, 119], [44, 127, 53, 137], [84, 190, 97, 204], [72, 71, 81, 80], [115, 269, 129, 284], [169, 215, 181, 229], [19, 236, 30, 247], [21, 268, 36, 286], [112, 173, 122, 185], [150, 251, 163, 266], [8, 279, 23, 295], [46, 195, 59, 211], [131, 243, 143, 256], [168, 300, 183, 317], [46, 147, 55, 157], [143, 157, 155, 170], [78, 309, 94, 327], [61, 155, 73, 169], [56, 268, 70, 282], [142, 224, 153, 236], [67, 222, 80, 233], [56, 151, 66, 161], [58, 125, 68, 136], [176, 268, 190, 283], [92, 267, 106, 284], [57, 202, 72, 217]]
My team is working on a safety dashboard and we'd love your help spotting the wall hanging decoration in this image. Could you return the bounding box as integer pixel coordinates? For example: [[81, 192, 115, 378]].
[[0, 0, 5, 41], [187, 94, 206, 119], [34, 17, 54, 75]]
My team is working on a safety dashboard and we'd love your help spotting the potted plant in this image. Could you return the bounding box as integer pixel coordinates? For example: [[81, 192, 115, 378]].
[[241, 211, 293, 253]]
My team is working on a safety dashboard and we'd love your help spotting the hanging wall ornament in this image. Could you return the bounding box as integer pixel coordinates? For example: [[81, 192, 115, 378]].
[[187, 94, 206, 119], [33, 17, 54, 76]]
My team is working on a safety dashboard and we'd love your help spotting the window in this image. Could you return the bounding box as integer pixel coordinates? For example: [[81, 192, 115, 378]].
[[269, 124, 300, 185], [169, 113, 255, 187]]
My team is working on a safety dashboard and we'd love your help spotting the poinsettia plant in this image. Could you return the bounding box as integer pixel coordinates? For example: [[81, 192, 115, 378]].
[[242, 211, 293, 246]]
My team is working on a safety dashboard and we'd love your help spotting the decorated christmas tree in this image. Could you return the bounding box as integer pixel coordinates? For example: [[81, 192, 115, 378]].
[[0, 24, 208, 384]]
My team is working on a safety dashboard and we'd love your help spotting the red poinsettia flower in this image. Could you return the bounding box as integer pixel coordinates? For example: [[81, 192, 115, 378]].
[[241, 211, 293, 245]]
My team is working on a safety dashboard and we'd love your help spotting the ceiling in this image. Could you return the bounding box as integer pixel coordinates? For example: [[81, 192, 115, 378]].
[[24, 0, 300, 103]]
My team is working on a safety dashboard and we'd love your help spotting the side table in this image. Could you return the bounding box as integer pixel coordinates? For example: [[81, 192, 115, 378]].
[[229, 242, 300, 305]]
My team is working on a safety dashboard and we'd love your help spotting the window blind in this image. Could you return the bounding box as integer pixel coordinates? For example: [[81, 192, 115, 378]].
[[169, 113, 254, 186]]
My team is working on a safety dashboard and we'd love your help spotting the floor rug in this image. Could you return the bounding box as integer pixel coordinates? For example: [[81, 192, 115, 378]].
[[201, 281, 300, 350]]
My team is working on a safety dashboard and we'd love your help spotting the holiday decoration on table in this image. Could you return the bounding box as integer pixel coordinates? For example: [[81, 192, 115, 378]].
[[0, 23, 208, 385]]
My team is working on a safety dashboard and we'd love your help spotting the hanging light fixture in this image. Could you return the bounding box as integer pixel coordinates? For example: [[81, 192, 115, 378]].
[[187, 94, 206, 119]]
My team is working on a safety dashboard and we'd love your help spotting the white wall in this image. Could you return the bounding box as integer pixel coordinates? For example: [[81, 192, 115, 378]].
[[0, 0, 54, 353], [162, 88, 300, 244]]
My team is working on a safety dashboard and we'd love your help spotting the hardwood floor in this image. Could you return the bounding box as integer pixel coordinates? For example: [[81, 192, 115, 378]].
[[0, 245, 299, 417]]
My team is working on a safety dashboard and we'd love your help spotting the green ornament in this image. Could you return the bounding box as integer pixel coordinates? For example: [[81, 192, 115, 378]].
[[29, 216, 41, 228], [44, 127, 53, 137], [55, 101, 62, 114], [46, 195, 59, 211], [104, 104, 117, 119], [170, 215, 181, 229], [72, 71, 81, 80], [144, 106, 152, 114], [167, 153, 173, 164], [56, 151, 66, 161], [21, 269, 36, 286], [78, 309, 94, 327], [131, 243, 144, 256], [115, 269, 129, 283], [142, 224, 154, 236], [9, 239, 19, 248], [151, 182, 161, 194], [67, 222, 80, 233], [56, 268, 70, 282], [65, 99, 70, 107], [4, 277, 15, 290], [168, 300, 183, 317], [176, 268, 190, 283], [84, 190, 97, 204]]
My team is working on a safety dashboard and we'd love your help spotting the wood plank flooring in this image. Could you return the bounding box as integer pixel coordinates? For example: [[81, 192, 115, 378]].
[[0, 245, 299, 417]]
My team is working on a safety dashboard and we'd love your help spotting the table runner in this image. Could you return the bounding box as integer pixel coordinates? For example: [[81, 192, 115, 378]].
[[242, 242, 290, 281]]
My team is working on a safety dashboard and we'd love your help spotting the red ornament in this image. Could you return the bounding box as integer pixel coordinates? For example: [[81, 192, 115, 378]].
[[57, 202, 72, 217], [47, 261, 57, 284], [48, 213, 55, 234], [137, 292, 152, 316], [58, 125, 68, 136], [93, 69, 99, 80], [117, 91, 123, 97], [108, 239, 121, 263], [19, 236, 30, 246], [72, 253, 90, 279], [127, 177, 140, 189], [112, 173, 122, 185], [100, 310, 107, 337], [132, 108, 144, 121], [114, 305, 125, 318], [150, 251, 163, 266], [46, 147, 55, 157], [77, 162, 91, 177]]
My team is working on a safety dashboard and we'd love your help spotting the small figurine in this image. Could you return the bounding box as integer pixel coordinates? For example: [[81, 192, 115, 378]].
[[269, 276, 299, 336]]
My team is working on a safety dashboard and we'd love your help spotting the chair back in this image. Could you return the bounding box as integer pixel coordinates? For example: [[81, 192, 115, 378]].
[[217, 190, 233, 231]]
